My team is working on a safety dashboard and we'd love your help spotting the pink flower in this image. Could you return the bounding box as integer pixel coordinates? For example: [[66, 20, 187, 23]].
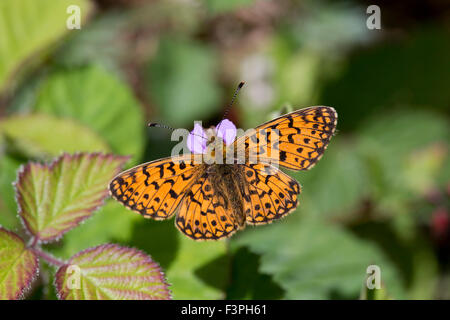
[[187, 123, 207, 154], [187, 119, 237, 154], [216, 119, 236, 146]]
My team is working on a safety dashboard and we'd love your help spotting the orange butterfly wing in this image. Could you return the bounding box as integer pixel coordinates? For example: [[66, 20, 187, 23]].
[[175, 173, 238, 240], [242, 163, 301, 224], [109, 154, 201, 220], [235, 106, 337, 171]]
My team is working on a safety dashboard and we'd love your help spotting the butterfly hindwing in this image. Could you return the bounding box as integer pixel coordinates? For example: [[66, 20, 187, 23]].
[[109, 154, 201, 219], [235, 106, 337, 171], [176, 173, 238, 240], [242, 163, 300, 224]]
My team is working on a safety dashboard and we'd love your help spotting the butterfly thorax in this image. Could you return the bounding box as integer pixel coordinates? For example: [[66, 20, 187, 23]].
[[204, 127, 236, 164], [206, 164, 247, 228]]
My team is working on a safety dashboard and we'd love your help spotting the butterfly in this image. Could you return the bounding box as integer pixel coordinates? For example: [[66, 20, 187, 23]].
[[109, 105, 337, 240]]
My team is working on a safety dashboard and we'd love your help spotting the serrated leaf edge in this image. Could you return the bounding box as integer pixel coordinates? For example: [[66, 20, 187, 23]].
[[14, 152, 130, 242], [0, 227, 39, 300], [54, 243, 172, 300]]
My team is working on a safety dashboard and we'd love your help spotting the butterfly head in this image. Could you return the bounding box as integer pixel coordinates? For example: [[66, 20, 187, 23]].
[[188, 119, 237, 162]]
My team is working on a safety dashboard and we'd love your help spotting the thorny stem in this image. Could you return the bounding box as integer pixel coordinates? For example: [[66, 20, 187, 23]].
[[28, 236, 65, 267], [32, 248, 65, 267], [29, 236, 38, 248]]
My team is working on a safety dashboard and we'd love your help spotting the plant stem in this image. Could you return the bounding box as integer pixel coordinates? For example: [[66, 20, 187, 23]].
[[32, 248, 65, 267], [29, 236, 39, 248]]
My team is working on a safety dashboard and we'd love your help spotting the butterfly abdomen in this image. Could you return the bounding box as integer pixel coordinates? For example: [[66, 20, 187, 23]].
[[208, 164, 247, 228]]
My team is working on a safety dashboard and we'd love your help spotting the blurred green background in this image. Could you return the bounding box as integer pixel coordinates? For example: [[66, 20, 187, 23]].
[[0, 0, 449, 300]]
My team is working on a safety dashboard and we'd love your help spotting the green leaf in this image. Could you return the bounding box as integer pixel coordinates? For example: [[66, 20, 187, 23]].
[[115, 218, 229, 299], [166, 233, 229, 299], [0, 227, 38, 299], [350, 219, 439, 300], [0, 114, 110, 159], [407, 233, 439, 299], [48, 200, 141, 260], [289, 2, 372, 54], [403, 144, 448, 195], [33, 65, 145, 163], [226, 247, 284, 299], [356, 110, 450, 213], [54, 244, 171, 300], [147, 37, 222, 127], [291, 137, 369, 220], [15, 153, 129, 241], [233, 216, 405, 299], [276, 51, 322, 108], [53, 12, 130, 75], [0, 156, 21, 229], [360, 282, 390, 300], [0, 0, 92, 92], [358, 110, 449, 158], [321, 27, 450, 131]]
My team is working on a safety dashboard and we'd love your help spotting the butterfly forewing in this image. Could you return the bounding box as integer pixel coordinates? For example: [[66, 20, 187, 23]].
[[109, 154, 202, 219], [235, 106, 337, 170]]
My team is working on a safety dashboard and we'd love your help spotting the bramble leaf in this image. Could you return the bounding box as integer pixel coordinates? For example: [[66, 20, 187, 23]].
[[54, 244, 171, 300], [165, 233, 229, 299], [233, 216, 405, 299], [15, 153, 129, 241], [126, 218, 230, 300], [0, 114, 110, 159], [0, 0, 92, 92], [49, 200, 140, 260], [0, 227, 38, 299], [34, 66, 145, 163], [0, 156, 22, 229]]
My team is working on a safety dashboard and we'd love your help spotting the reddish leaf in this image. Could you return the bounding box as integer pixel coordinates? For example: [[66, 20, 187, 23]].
[[0, 227, 38, 299], [15, 153, 129, 241], [55, 244, 171, 300]]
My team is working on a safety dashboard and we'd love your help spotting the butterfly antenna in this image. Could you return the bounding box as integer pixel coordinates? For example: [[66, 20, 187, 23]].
[[148, 122, 208, 141], [216, 81, 244, 134], [222, 81, 245, 121], [148, 122, 175, 131]]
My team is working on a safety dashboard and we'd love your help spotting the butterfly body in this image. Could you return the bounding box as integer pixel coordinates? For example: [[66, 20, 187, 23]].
[[109, 106, 337, 240], [208, 163, 247, 227]]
